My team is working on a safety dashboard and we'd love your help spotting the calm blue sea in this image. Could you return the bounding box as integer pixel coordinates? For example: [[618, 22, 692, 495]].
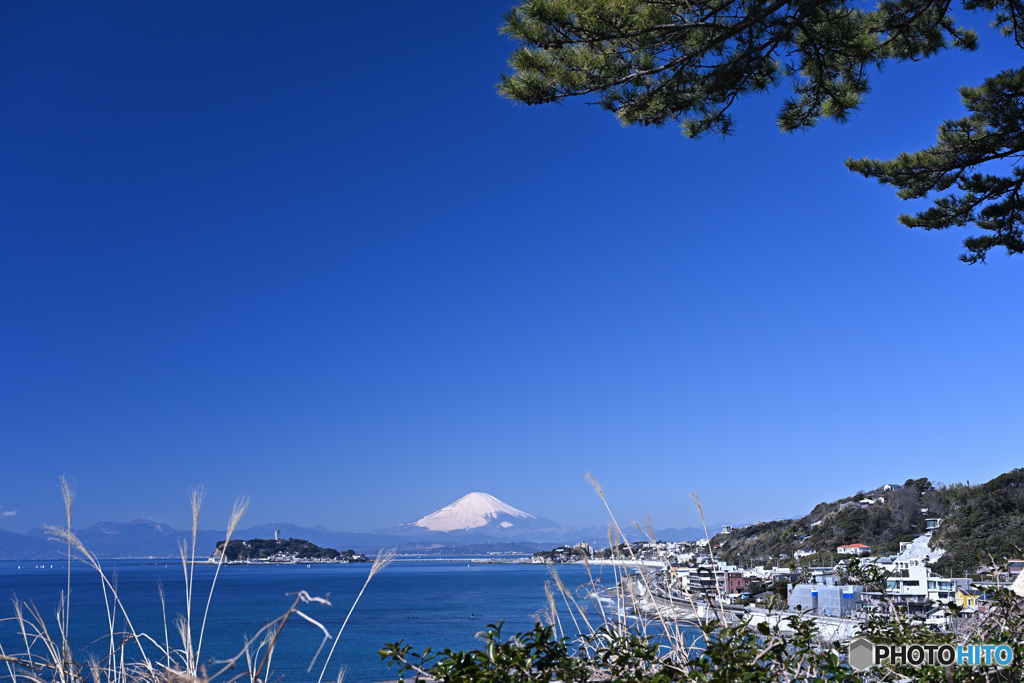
[[0, 559, 620, 682]]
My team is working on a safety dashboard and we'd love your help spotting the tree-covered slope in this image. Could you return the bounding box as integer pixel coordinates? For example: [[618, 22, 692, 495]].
[[714, 478, 949, 566], [930, 468, 1024, 575], [714, 470, 1024, 576]]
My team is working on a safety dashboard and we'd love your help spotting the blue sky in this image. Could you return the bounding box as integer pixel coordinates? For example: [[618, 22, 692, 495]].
[[1, 2, 1021, 536]]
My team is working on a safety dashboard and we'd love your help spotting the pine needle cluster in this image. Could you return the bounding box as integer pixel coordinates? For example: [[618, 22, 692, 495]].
[[497, 0, 1024, 262]]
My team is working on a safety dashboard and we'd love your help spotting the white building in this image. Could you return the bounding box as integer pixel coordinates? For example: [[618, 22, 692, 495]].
[[885, 558, 970, 609], [574, 541, 595, 557]]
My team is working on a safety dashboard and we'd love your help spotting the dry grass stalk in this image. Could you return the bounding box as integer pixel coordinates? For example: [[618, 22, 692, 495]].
[[315, 547, 396, 683], [237, 591, 333, 683], [5, 481, 354, 683], [543, 581, 563, 639], [43, 524, 155, 678], [584, 473, 678, 643], [195, 495, 249, 669], [59, 475, 76, 676], [526, 478, 744, 677], [689, 491, 729, 625], [180, 485, 205, 676]]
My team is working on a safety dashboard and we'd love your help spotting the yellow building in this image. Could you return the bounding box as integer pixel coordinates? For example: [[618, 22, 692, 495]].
[[955, 588, 981, 610]]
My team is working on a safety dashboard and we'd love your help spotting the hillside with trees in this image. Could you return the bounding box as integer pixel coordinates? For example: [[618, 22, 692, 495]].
[[715, 470, 1024, 575], [930, 468, 1024, 576]]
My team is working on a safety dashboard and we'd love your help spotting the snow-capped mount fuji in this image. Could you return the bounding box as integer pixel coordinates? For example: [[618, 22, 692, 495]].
[[385, 492, 571, 543], [412, 492, 536, 532]]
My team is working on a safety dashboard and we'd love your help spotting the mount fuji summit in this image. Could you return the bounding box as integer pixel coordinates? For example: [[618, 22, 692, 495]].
[[387, 492, 571, 543], [413, 492, 542, 532]]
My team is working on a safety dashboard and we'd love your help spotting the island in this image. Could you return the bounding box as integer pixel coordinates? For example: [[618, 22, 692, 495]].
[[212, 537, 369, 564]]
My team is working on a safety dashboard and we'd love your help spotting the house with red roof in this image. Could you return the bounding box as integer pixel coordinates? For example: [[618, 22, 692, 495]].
[[837, 543, 872, 556]]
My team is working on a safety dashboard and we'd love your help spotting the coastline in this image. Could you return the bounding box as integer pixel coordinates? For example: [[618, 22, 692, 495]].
[[587, 558, 664, 569]]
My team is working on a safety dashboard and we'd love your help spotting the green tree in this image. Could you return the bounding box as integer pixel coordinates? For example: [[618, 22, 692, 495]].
[[498, 0, 1024, 262], [904, 476, 934, 493]]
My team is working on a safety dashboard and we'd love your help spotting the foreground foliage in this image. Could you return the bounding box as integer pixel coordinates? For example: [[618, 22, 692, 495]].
[[381, 586, 1024, 682], [381, 619, 857, 683]]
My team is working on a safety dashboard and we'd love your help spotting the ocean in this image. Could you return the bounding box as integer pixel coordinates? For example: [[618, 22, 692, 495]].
[[0, 559, 622, 682]]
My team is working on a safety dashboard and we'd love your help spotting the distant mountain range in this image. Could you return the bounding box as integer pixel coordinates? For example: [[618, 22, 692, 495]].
[[0, 492, 705, 559]]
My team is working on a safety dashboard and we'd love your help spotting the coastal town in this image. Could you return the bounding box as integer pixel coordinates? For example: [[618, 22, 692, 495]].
[[529, 479, 1024, 638], [531, 534, 1018, 639]]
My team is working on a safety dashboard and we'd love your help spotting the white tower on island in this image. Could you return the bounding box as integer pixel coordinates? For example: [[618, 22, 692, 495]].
[[275, 529, 280, 541]]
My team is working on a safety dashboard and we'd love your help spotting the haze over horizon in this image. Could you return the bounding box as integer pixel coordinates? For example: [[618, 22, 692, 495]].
[[2, 2, 1022, 538]]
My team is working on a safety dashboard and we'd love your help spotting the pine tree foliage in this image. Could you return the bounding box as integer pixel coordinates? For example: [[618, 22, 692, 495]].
[[846, 68, 1024, 262], [497, 0, 1024, 262], [498, 0, 977, 136]]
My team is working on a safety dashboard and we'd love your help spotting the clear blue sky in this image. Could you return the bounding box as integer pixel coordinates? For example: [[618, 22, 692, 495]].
[[1, 2, 1021, 536]]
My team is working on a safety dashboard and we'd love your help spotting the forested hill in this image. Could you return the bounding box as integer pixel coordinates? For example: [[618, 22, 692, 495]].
[[213, 537, 367, 562], [713, 469, 1024, 576], [930, 468, 1024, 575]]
